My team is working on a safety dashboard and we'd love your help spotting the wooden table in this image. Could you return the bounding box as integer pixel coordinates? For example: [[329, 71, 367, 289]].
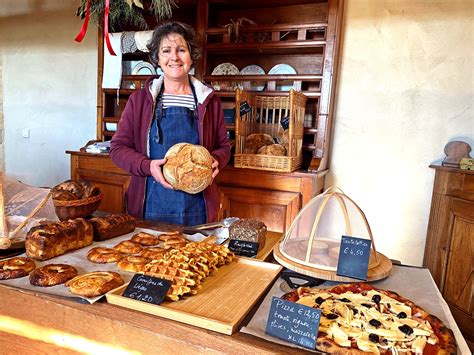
[[0, 220, 304, 354]]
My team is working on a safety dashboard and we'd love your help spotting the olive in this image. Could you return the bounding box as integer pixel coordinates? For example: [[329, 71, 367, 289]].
[[326, 313, 339, 320], [398, 324, 414, 335], [371, 294, 381, 304], [369, 319, 382, 328], [368, 333, 379, 343], [315, 296, 325, 305], [361, 303, 372, 308], [353, 308, 358, 315], [397, 312, 407, 319], [382, 338, 388, 344], [339, 298, 351, 303]]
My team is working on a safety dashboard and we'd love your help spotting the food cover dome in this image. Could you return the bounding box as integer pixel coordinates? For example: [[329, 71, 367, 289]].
[[274, 187, 391, 281]]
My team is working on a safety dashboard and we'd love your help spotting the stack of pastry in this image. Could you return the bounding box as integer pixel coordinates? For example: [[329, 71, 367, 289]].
[[144, 242, 234, 301]]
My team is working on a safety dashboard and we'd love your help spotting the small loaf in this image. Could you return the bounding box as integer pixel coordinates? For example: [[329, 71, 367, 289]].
[[25, 219, 93, 261], [229, 219, 267, 251], [89, 213, 136, 241]]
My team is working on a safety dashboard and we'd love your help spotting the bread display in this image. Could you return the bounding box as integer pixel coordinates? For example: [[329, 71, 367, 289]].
[[257, 143, 286, 156], [51, 179, 100, 201], [243, 133, 274, 153], [229, 219, 267, 251], [0, 257, 36, 280], [25, 219, 93, 261], [29, 264, 78, 287], [163, 143, 213, 194], [65, 271, 124, 297], [89, 213, 136, 241]]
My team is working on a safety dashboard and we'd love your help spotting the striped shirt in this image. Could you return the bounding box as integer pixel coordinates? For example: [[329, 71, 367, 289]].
[[162, 93, 195, 110]]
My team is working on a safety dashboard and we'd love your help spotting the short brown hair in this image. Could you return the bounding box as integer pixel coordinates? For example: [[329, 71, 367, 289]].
[[147, 22, 200, 68]]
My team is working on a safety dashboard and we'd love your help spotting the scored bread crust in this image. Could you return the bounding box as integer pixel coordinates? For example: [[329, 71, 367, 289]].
[[163, 143, 213, 194]]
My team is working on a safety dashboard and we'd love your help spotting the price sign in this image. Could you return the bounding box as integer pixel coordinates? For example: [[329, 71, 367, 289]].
[[239, 101, 251, 116], [228, 239, 259, 258], [122, 274, 171, 305], [265, 296, 321, 350], [336, 235, 372, 281]]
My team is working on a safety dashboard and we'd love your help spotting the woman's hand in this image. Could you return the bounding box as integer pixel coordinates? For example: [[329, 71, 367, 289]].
[[210, 159, 220, 184], [150, 158, 174, 189]]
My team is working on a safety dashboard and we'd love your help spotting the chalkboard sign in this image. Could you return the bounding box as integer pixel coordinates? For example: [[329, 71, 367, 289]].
[[336, 235, 372, 281], [280, 116, 290, 130], [240, 101, 251, 116], [265, 296, 321, 350], [122, 274, 171, 305], [228, 239, 259, 258]]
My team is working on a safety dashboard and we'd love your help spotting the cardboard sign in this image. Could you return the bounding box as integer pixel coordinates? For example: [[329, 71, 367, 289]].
[[265, 296, 321, 350], [228, 239, 259, 258], [122, 274, 171, 305], [336, 235, 372, 281]]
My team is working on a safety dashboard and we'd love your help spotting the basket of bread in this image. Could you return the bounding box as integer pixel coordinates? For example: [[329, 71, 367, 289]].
[[51, 180, 103, 221], [234, 89, 307, 172]]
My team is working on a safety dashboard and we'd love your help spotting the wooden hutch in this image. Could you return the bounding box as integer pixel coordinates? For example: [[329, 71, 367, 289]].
[[67, 0, 343, 233]]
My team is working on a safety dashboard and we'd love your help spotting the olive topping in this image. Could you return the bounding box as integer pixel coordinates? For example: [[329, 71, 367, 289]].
[[382, 338, 388, 344], [339, 298, 351, 303], [397, 312, 407, 319], [315, 296, 325, 305], [369, 319, 382, 328], [398, 324, 414, 335], [326, 313, 339, 320], [371, 294, 381, 304], [368, 333, 380, 343], [361, 303, 372, 308], [353, 308, 358, 315]]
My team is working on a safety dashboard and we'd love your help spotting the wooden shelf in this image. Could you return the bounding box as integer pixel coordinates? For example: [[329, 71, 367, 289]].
[[215, 91, 321, 98], [204, 74, 322, 81], [206, 40, 326, 54]]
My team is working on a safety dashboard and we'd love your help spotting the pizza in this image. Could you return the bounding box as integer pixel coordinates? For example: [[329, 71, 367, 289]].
[[281, 283, 456, 354]]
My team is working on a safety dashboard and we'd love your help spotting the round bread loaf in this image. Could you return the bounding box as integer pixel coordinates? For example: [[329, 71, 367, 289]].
[[257, 143, 286, 156], [243, 133, 274, 154], [163, 143, 213, 194]]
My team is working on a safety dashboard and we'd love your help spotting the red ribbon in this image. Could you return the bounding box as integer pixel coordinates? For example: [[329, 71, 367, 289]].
[[103, 0, 116, 56], [74, 0, 90, 43], [75, 0, 116, 56]]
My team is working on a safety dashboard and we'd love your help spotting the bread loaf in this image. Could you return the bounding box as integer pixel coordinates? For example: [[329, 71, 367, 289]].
[[89, 213, 136, 241], [25, 219, 93, 261], [243, 133, 274, 154], [257, 143, 286, 156], [229, 219, 267, 251], [163, 143, 213, 194]]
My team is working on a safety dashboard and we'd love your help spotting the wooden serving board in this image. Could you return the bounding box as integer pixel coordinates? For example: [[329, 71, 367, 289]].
[[106, 258, 282, 335]]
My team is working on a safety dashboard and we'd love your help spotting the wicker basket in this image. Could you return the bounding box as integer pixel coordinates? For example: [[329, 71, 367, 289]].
[[53, 192, 103, 221], [234, 89, 307, 172]]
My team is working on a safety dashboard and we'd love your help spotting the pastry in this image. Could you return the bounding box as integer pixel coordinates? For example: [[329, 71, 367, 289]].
[[0, 257, 35, 280], [229, 219, 267, 251], [131, 232, 160, 246], [113, 240, 143, 254], [163, 143, 213, 194], [140, 247, 166, 260], [257, 143, 286, 156], [29, 264, 78, 287], [117, 255, 151, 273], [89, 213, 136, 241], [243, 133, 274, 153], [65, 271, 124, 298], [51, 180, 84, 199], [87, 247, 123, 263], [25, 218, 93, 261]]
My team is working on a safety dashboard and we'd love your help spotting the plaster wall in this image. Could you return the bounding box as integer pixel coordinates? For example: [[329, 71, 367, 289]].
[[327, 0, 474, 265], [0, 0, 97, 187]]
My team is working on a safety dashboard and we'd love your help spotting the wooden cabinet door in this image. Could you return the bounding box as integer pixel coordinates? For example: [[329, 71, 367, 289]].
[[443, 198, 474, 339], [218, 186, 300, 233]]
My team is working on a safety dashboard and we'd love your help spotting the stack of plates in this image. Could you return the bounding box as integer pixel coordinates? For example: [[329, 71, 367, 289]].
[[211, 63, 241, 91]]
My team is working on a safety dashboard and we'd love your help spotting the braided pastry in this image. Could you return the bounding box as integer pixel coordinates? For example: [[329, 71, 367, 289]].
[[29, 264, 78, 287], [87, 247, 123, 263], [117, 255, 151, 273], [113, 240, 143, 254], [65, 271, 124, 297], [131, 232, 160, 246], [0, 257, 35, 280]]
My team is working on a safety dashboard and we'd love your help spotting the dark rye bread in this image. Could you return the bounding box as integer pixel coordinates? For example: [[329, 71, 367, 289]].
[[89, 213, 136, 241], [229, 219, 267, 251]]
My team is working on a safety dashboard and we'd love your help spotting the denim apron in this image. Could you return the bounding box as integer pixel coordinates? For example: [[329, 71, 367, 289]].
[[144, 88, 207, 225]]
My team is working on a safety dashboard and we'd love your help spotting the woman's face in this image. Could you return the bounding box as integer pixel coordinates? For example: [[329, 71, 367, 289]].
[[158, 33, 193, 82]]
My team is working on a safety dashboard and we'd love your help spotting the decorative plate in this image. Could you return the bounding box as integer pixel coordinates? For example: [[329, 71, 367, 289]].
[[240, 64, 266, 91], [268, 63, 301, 91], [211, 63, 241, 91], [132, 61, 156, 75]]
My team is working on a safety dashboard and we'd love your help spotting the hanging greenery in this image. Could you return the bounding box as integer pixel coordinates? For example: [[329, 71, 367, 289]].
[[76, 0, 178, 31]]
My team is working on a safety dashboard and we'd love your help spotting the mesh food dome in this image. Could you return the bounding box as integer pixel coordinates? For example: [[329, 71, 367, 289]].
[[278, 187, 381, 272]]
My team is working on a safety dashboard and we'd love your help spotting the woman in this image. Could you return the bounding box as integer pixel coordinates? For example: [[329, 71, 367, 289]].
[[110, 22, 230, 225]]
